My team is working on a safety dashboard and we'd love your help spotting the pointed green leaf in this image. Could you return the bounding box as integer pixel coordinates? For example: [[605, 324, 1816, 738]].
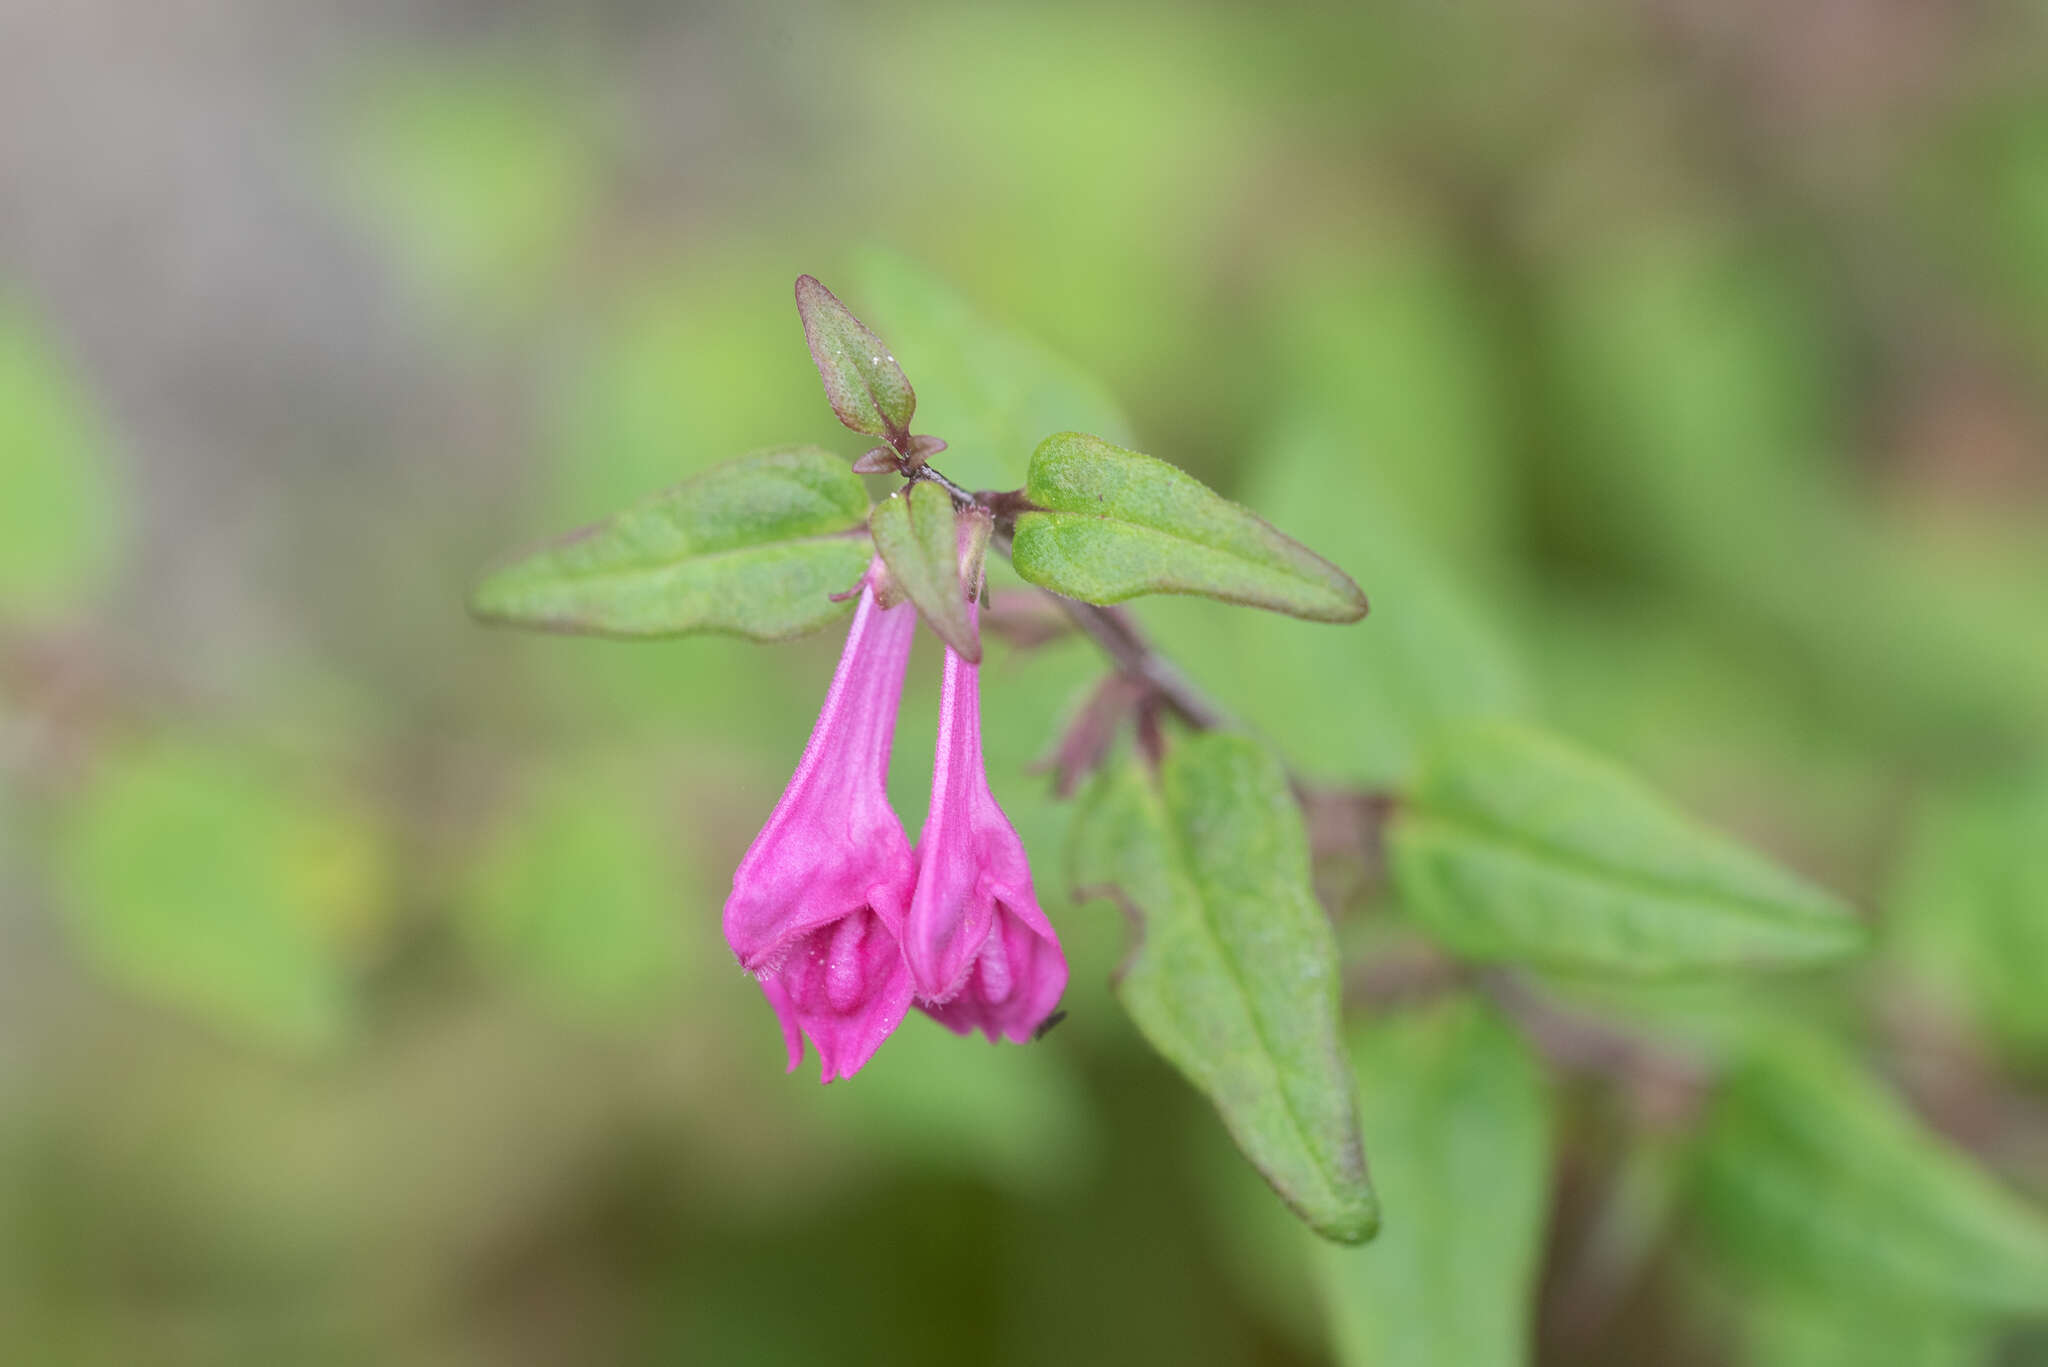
[[1694, 1033, 2048, 1314], [1390, 722, 1866, 976], [1315, 996, 1552, 1367], [868, 479, 977, 661], [795, 274, 914, 440], [1012, 432, 1367, 622], [470, 445, 872, 641], [1071, 733, 1377, 1243]]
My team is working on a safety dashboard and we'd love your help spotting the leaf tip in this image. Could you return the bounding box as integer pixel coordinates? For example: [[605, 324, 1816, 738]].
[[465, 570, 514, 625], [1315, 1190, 1382, 1245], [793, 273, 914, 439]]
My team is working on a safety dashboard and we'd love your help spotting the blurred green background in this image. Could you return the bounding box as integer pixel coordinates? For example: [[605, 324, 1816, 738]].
[[4, 3, 2048, 1364]]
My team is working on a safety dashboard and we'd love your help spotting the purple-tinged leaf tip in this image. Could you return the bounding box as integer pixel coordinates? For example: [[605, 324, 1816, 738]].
[[795, 275, 915, 442], [899, 433, 947, 469]]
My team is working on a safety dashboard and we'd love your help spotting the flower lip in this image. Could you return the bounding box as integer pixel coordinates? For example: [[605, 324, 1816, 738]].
[[762, 909, 916, 1083], [919, 887, 1068, 1045]]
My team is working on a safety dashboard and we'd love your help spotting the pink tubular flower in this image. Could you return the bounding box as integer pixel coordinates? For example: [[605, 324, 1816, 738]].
[[905, 607, 1068, 1042], [722, 580, 918, 1082]]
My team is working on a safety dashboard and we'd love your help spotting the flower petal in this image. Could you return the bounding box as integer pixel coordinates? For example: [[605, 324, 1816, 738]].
[[921, 897, 1067, 1043], [906, 606, 1068, 1035], [905, 635, 1004, 1000], [724, 584, 918, 973], [761, 908, 916, 1082]]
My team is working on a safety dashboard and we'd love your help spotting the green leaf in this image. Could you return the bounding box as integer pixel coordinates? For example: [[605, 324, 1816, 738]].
[[868, 479, 977, 661], [1887, 773, 2048, 1061], [1390, 722, 1866, 976], [1315, 996, 1552, 1367], [1694, 1032, 2048, 1314], [56, 740, 374, 1052], [794, 274, 915, 440], [1012, 432, 1368, 622], [848, 247, 1134, 490], [1731, 1281, 1991, 1367], [0, 299, 124, 619], [470, 445, 873, 641], [1071, 733, 1377, 1243]]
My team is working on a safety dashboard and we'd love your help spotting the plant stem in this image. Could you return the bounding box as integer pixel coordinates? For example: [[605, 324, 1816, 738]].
[[963, 494, 1229, 732], [906, 463, 976, 507], [1047, 598, 1228, 732]]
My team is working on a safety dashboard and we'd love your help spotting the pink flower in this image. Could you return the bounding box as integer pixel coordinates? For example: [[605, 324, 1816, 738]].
[[904, 607, 1068, 1042], [723, 581, 919, 1082]]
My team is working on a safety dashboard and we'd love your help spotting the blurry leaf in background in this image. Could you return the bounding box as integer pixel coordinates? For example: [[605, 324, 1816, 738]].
[[1012, 432, 1368, 621], [1124, 220, 1531, 789], [849, 248, 1134, 491], [1728, 1278, 1991, 1367], [1693, 1032, 2048, 1315], [1391, 722, 1867, 976], [470, 446, 872, 641], [1071, 733, 1377, 1244], [1538, 232, 1844, 578], [1514, 588, 1890, 872], [550, 250, 849, 518], [1266, 229, 1518, 571], [1524, 972, 1830, 1079], [849, 10, 1243, 384], [457, 750, 691, 1021], [1145, 419, 1530, 788], [332, 59, 600, 323], [804, 1013, 1095, 1198], [1540, 233, 2048, 751], [1315, 996, 1551, 1367], [1919, 93, 2048, 376], [1887, 771, 2048, 1063], [55, 739, 382, 1052], [0, 298, 124, 621]]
